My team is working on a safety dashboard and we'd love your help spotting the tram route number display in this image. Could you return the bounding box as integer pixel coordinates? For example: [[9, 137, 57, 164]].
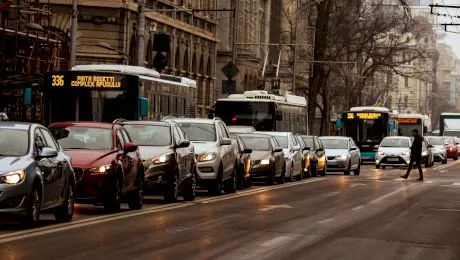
[[346, 112, 382, 120], [50, 74, 123, 89]]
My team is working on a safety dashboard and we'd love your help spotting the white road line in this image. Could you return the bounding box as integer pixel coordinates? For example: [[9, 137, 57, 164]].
[[429, 208, 460, 212], [394, 178, 405, 181], [434, 161, 460, 171], [0, 178, 326, 244], [424, 180, 433, 184], [260, 236, 291, 247], [350, 183, 366, 187], [327, 191, 340, 196], [352, 205, 365, 211], [452, 183, 460, 186], [317, 218, 334, 224], [369, 186, 411, 205]]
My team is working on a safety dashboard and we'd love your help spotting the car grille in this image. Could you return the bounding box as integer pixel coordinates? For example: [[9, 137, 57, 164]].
[[74, 168, 85, 182], [327, 156, 336, 160]]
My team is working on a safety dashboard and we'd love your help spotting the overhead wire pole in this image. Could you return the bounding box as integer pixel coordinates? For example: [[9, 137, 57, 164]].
[[70, 0, 78, 69], [137, 0, 145, 66]]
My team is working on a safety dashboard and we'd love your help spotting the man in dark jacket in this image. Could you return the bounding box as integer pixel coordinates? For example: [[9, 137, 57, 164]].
[[401, 129, 423, 181]]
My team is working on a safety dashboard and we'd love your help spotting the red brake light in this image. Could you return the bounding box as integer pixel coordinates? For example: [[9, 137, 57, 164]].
[[231, 117, 237, 123]]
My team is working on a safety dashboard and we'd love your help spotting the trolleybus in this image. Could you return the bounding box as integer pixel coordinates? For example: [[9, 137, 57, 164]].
[[440, 112, 460, 137], [397, 113, 425, 136]]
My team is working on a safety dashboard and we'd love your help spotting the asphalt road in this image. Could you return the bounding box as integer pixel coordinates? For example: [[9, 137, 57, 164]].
[[1, 160, 460, 260]]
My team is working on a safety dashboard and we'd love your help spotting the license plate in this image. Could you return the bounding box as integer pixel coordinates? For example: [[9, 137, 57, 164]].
[[387, 158, 399, 162]]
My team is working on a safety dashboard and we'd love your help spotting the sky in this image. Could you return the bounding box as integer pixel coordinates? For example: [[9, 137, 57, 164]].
[[427, 0, 460, 58]]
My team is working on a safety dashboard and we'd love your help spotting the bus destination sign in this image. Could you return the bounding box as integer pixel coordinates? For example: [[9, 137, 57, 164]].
[[347, 112, 382, 120], [46, 72, 127, 89], [398, 118, 419, 124]]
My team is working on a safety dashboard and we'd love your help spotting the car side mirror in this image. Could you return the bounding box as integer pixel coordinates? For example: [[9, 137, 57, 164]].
[[303, 147, 311, 151], [176, 139, 190, 148], [317, 147, 324, 152], [243, 148, 252, 154], [123, 142, 138, 153], [350, 147, 358, 151], [37, 147, 58, 159], [221, 138, 232, 145], [274, 147, 283, 153]]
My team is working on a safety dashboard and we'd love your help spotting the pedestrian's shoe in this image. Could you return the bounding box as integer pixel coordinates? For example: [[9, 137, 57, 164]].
[[416, 178, 423, 181], [400, 175, 408, 179]]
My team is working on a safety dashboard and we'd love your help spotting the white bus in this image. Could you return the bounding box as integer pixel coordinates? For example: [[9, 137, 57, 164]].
[[397, 113, 425, 136]]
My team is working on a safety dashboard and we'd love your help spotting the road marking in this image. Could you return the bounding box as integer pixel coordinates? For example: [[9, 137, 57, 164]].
[[350, 183, 366, 187], [434, 161, 460, 171], [260, 204, 293, 212], [317, 218, 334, 224], [352, 205, 365, 211], [0, 178, 326, 244], [424, 180, 433, 184], [261, 236, 291, 247], [394, 178, 405, 181], [452, 183, 460, 186], [369, 186, 411, 205], [429, 208, 460, 212], [327, 191, 340, 196]]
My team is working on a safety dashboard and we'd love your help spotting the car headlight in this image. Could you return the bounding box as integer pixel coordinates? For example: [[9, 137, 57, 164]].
[[378, 151, 384, 155], [260, 159, 270, 165], [152, 153, 172, 164], [402, 151, 410, 156], [337, 155, 347, 160], [198, 153, 217, 162], [0, 170, 25, 185], [88, 165, 111, 175]]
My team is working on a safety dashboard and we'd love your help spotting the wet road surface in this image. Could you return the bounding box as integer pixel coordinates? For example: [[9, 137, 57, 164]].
[[1, 161, 460, 260]]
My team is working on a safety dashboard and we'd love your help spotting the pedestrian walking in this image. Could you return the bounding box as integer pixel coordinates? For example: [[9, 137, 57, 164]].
[[401, 129, 423, 181]]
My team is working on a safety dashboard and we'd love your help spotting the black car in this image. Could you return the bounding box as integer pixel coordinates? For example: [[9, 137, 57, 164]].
[[237, 133, 285, 184], [121, 121, 196, 203], [230, 135, 253, 189]]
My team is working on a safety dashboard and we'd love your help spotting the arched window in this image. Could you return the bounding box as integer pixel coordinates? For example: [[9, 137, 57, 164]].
[[199, 55, 204, 75], [192, 52, 197, 74], [175, 46, 180, 71], [183, 49, 189, 72], [129, 35, 137, 65], [206, 56, 212, 76]]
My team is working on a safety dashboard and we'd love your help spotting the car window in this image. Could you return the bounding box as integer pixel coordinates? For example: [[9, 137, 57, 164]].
[[116, 130, 125, 150], [0, 129, 29, 156], [314, 137, 320, 150], [124, 124, 171, 146], [290, 134, 298, 146], [40, 128, 59, 150], [270, 137, 278, 149], [320, 138, 348, 149], [173, 127, 181, 145], [175, 125, 186, 140], [302, 137, 315, 150], [34, 129, 46, 154], [178, 122, 216, 142], [240, 136, 271, 151], [50, 126, 113, 150], [380, 138, 410, 148], [219, 123, 230, 139]]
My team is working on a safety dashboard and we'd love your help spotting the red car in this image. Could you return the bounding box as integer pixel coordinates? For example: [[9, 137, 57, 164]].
[[49, 122, 144, 212], [443, 137, 459, 160]]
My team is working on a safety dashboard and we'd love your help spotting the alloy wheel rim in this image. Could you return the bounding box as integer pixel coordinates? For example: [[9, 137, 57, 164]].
[[32, 191, 39, 222], [67, 186, 74, 215], [174, 175, 179, 198]]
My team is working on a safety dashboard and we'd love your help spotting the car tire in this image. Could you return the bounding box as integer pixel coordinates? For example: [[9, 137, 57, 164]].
[[22, 185, 41, 227], [183, 169, 196, 201], [164, 173, 179, 203], [442, 158, 448, 164], [223, 166, 237, 194], [209, 166, 223, 195], [354, 162, 360, 175], [128, 172, 144, 210], [344, 162, 351, 175], [236, 172, 244, 190], [55, 183, 75, 222], [104, 176, 122, 213], [243, 175, 252, 188], [320, 163, 327, 176], [310, 163, 317, 177], [375, 165, 380, 169]]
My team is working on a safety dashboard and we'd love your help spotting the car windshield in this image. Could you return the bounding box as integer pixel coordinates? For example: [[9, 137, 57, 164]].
[[50, 126, 113, 150], [273, 136, 288, 148], [123, 124, 171, 146], [380, 138, 410, 148], [0, 129, 29, 156], [301, 137, 314, 149], [178, 123, 216, 142], [240, 136, 271, 151], [320, 139, 348, 149], [427, 137, 443, 145]]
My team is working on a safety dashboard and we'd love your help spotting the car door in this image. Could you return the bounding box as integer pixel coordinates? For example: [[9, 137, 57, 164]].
[[172, 126, 187, 182], [40, 127, 66, 203], [349, 139, 359, 168], [115, 128, 131, 191], [271, 137, 284, 175], [218, 122, 234, 178], [120, 127, 139, 190], [33, 128, 58, 207], [177, 126, 194, 175]]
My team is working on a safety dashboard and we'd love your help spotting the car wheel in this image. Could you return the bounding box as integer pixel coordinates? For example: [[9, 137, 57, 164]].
[[55, 183, 75, 222], [354, 162, 360, 175], [164, 173, 179, 203], [224, 165, 237, 194], [22, 186, 41, 227], [375, 165, 380, 169], [442, 158, 448, 164], [183, 169, 197, 201], [310, 163, 317, 177], [287, 164, 295, 182], [344, 161, 351, 175], [128, 172, 144, 210], [104, 176, 122, 213]]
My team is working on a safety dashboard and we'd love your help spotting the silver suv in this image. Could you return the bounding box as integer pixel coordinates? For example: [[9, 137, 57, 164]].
[[172, 118, 237, 195]]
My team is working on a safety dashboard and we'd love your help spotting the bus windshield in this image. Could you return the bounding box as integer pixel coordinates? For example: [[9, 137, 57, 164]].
[[398, 122, 423, 136], [344, 117, 388, 142], [215, 101, 275, 131]]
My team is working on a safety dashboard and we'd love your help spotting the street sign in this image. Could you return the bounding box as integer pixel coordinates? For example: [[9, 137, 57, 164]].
[[221, 61, 239, 78], [222, 80, 236, 94]]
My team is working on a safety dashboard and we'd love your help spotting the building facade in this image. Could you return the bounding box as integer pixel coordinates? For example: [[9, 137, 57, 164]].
[[46, 0, 218, 118]]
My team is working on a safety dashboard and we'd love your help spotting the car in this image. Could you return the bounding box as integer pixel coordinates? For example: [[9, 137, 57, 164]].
[[237, 133, 285, 184], [320, 136, 361, 175], [227, 125, 256, 134], [297, 135, 327, 177], [172, 118, 237, 195], [425, 136, 448, 164], [0, 122, 75, 226], [121, 121, 197, 202], [422, 138, 435, 167], [294, 135, 312, 177], [375, 136, 411, 169], [48, 122, 144, 213], [256, 131, 304, 181], [230, 135, 253, 189], [455, 137, 460, 156], [442, 137, 459, 160]]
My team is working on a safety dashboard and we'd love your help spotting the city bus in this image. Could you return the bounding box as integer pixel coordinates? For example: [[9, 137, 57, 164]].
[[422, 114, 432, 135], [397, 114, 425, 136], [42, 65, 197, 124], [342, 106, 397, 162], [213, 90, 308, 134], [440, 112, 460, 137]]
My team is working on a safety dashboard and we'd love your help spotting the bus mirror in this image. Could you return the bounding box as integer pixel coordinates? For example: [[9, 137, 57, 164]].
[[276, 111, 282, 121], [138, 98, 149, 118], [23, 88, 32, 107]]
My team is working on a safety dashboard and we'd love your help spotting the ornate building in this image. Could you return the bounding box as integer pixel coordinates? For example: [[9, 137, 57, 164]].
[[46, 0, 218, 117]]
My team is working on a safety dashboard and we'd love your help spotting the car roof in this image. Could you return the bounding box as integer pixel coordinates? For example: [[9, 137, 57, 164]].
[[319, 136, 349, 139], [171, 118, 216, 124], [425, 136, 442, 138], [0, 121, 33, 130], [48, 121, 115, 129], [297, 135, 316, 138], [255, 131, 290, 136], [382, 136, 411, 140], [237, 133, 273, 138], [121, 120, 171, 126]]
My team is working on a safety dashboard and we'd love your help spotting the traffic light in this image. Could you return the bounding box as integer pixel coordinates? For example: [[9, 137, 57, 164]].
[[153, 52, 167, 72]]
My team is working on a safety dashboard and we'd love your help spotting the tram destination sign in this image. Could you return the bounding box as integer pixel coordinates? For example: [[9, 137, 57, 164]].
[[346, 112, 383, 120], [44, 72, 128, 89], [398, 118, 420, 124]]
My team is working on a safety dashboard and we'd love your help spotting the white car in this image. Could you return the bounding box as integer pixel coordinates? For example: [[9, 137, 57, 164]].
[[375, 136, 411, 169], [319, 136, 361, 175]]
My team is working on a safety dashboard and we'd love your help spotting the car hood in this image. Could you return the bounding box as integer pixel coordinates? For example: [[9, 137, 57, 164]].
[[432, 145, 445, 150], [191, 141, 218, 155], [0, 156, 34, 174], [138, 146, 171, 161], [378, 147, 410, 155], [250, 150, 272, 160], [64, 149, 117, 168], [325, 149, 349, 157]]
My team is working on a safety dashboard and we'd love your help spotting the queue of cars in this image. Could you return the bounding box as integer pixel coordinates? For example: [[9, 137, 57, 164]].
[[0, 118, 363, 227]]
